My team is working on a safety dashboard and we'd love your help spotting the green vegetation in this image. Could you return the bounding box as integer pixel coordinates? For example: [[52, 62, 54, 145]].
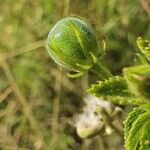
[[0, 0, 149, 149]]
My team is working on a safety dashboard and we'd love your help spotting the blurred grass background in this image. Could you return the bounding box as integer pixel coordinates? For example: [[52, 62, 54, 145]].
[[0, 0, 149, 149]]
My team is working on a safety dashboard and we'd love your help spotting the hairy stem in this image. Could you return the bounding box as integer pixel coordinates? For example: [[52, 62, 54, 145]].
[[91, 60, 113, 80]]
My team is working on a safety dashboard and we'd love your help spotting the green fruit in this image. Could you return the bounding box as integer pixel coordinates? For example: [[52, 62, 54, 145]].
[[46, 17, 100, 75]]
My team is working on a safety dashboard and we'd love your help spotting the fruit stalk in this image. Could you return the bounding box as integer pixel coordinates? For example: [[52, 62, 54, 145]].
[[91, 60, 113, 80]]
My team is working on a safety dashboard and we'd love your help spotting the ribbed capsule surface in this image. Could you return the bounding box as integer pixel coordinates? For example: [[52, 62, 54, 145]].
[[46, 17, 99, 71]]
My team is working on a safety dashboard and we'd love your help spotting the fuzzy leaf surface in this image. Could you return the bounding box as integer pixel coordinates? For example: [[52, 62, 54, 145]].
[[140, 121, 150, 150], [124, 108, 145, 145], [87, 76, 141, 105], [125, 111, 150, 150]]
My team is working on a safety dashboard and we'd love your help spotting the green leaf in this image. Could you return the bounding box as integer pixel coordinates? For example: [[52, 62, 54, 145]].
[[140, 121, 150, 150], [124, 108, 145, 144], [87, 76, 142, 105], [125, 111, 150, 150], [137, 101, 150, 112], [123, 65, 150, 100], [137, 37, 150, 62]]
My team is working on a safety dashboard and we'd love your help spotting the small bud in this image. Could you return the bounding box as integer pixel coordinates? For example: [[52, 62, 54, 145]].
[[46, 17, 100, 77], [123, 65, 150, 100]]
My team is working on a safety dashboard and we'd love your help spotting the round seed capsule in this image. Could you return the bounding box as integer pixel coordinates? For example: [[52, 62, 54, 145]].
[[46, 17, 100, 73]]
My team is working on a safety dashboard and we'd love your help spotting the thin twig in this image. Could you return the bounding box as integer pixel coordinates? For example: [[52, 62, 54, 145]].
[[4, 101, 18, 149], [0, 87, 12, 103], [109, 122, 123, 137], [139, 0, 150, 16], [50, 67, 63, 147], [0, 40, 45, 61], [96, 135, 105, 150], [51, 68, 82, 95]]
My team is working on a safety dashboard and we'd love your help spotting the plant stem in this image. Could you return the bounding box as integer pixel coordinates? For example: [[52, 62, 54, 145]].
[[109, 122, 123, 137], [50, 67, 63, 148], [96, 135, 105, 150], [91, 60, 113, 80]]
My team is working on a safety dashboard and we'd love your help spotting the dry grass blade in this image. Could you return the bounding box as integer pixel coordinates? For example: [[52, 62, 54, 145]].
[[0, 40, 45, 61], [50, 67, 63, 147], [139, 0, 150, 16], [0, 87, 12, 103], [0, 60, 46, 147]]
